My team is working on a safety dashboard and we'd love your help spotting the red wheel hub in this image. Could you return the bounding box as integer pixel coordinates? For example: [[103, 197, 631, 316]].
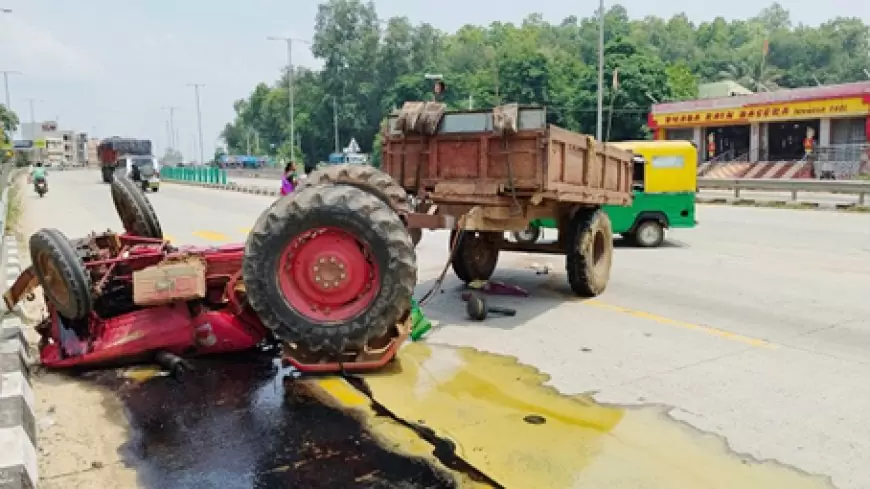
[[277, 227, 380, 322]]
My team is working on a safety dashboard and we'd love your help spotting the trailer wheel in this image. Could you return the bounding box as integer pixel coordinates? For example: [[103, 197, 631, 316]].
[[30, 229, 93, 320], [565, 208, 613, 297], [111, 176, 163, 239], [633, 220, 665, 248], [243, 184, 417, 353], [450, 230, 500, 283]]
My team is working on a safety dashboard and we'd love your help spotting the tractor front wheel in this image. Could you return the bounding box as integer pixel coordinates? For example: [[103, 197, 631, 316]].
[[243, 184, 417, 352], [111, 176, 163, 239], [30, 228, 93, 320]]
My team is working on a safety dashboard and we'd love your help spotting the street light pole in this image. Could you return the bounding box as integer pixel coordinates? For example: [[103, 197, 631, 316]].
[[161, 106, 180, 149], [1, 70, 21, 110], [267, 36, 310, 161], [596, 0, 605, 141], [186, 84, 205, 164]]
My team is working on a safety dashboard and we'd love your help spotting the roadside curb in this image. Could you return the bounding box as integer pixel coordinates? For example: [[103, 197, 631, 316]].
[[0, 172, 38, 489], [166, 180, 870, 213]]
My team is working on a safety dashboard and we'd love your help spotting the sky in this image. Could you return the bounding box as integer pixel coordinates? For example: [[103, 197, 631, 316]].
[[1, 0, 867, 160]]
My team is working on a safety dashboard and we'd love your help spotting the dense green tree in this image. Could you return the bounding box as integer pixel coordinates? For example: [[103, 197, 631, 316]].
[[221, 1, 870, 166]]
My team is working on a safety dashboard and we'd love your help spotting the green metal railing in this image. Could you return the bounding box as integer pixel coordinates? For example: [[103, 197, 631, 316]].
[[161, 166, 228, 185]]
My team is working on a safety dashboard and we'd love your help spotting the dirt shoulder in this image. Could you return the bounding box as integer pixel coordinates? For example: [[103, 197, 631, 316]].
[[10, 176, 141, 489]]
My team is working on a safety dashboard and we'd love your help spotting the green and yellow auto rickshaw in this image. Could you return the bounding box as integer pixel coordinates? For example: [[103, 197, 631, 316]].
[[514, 140, 697, 247]]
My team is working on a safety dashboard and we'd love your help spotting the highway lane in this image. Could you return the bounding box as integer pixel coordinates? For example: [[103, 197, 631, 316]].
[[20, 170, 870, 488]]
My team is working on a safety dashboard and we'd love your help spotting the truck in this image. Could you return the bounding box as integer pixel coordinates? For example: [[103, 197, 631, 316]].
[[97, 138, 160, 192], [299, 102, 634, 297]]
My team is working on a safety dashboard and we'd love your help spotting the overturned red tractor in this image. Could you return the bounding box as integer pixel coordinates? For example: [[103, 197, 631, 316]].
[[6, 101, 631, 375], [5, 172, 417, 374]]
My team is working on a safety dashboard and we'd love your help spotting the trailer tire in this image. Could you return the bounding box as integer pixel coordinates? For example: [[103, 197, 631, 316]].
[[565, 208, 613, 297], [243, 184, 417, 353], [450, 230, 500, 283], [30, 228, 93, 320], [111, 176, 163, 239]]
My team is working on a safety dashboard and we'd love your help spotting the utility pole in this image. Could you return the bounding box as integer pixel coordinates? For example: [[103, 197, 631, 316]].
[[1, 70, 21, 110], [333, 97, 339, 154], [596, 0, 605, 141], [186, 84, 205, 164], [267, 36, 311, 162], [161, 106, 180, 149]]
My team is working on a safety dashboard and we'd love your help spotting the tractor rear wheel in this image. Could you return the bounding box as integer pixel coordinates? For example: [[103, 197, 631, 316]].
[[296, 164, 422, 246], [111, 176, 163, 239], [243, 184, 417, 353], [565, 208, 613, 297], [30, 228, 93, 320], [449, 230, 500, 283]]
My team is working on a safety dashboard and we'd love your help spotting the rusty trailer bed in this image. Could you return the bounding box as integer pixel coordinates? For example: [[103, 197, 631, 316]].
[[382, 106, 633, 208]]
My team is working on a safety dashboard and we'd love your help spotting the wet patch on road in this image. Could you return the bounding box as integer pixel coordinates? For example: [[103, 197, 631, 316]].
[[94, 354, 466, 489], [345, 342, 836, 489]]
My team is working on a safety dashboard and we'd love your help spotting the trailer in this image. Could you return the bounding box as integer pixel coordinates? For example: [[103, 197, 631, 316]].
[[301, 102, 635, 296]]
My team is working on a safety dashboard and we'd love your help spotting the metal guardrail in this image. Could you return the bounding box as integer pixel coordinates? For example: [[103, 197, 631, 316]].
[[698, 178, 870, 204]]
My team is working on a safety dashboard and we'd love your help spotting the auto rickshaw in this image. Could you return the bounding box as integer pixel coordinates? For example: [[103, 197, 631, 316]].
[[513, 140, 698, 247]]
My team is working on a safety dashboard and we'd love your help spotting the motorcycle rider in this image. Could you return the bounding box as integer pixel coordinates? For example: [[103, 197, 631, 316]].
[[30, 162, 48, 192]]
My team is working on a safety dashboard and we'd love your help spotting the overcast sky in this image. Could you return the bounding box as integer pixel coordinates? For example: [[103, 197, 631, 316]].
[[1, 0, 867, 159]]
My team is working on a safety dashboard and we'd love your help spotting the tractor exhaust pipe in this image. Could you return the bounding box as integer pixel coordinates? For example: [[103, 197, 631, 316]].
[[155, 351, 193, 380]]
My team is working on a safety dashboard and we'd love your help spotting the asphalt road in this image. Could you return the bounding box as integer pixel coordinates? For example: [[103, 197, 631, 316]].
[[19, 170, 870, 489]]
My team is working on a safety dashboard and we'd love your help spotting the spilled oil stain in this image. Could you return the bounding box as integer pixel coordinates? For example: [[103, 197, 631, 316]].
[[326, 342, 836, 489]]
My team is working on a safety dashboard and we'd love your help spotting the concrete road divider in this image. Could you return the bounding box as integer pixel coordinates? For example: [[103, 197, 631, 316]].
[[698, 177, 870, 205]]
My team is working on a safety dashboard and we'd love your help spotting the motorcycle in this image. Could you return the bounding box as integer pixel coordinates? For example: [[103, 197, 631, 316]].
[[34, 178, 48, 198]]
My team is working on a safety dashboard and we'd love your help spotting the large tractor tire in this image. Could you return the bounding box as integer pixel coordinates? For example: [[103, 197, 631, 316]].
[[565, 208, 614, 297], [30, 228, 93, 320], [243, 184, 417, 353], [111, 176, 163, 239], [296, 164, 421, 247], [449, 230, 500, 283]]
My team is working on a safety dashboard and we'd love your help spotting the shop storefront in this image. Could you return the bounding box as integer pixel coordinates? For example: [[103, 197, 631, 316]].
[[648, 81, 870, 163]]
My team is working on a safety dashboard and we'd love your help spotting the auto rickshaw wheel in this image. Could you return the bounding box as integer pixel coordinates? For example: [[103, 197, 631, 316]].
[[450, 230, 500, 283], [633, 220, 665, 248], [243, 184, 417, 353], [512, 224, 541, 244], [565, 208, 613, 297], [29, 228, 93, 320], [111, 176, 163, 239]]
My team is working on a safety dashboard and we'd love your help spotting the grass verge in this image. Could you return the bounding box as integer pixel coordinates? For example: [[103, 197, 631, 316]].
[[5, 178, 23, 235]]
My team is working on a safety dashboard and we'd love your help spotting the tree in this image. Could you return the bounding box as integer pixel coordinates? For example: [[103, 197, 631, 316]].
[[160, 147, 184, 165], [1, 105, 19, 144], [222, 2, 870, 161]]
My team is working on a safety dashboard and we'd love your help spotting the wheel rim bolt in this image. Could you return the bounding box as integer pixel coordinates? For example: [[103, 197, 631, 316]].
[[329, 257, 336, 263], [314, 276, 321, 282]]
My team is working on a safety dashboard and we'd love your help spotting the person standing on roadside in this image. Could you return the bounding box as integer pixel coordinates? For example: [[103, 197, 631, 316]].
[[280, 161, 299, 196]]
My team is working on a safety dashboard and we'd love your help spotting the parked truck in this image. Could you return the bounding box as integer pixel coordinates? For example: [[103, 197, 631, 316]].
[[97, 138, 159, 192], [298, 102, 634, 297]]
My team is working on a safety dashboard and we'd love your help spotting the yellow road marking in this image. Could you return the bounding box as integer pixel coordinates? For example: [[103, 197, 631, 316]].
[[585, 299, 774, 348], [238, 227, 251, 235], [191, 230, 230, 242], [348, 343, 827, 489], [163, 234, 176, 243]]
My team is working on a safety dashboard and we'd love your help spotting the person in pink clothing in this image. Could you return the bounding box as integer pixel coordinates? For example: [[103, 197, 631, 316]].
[[280, 162, 298, 196]]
